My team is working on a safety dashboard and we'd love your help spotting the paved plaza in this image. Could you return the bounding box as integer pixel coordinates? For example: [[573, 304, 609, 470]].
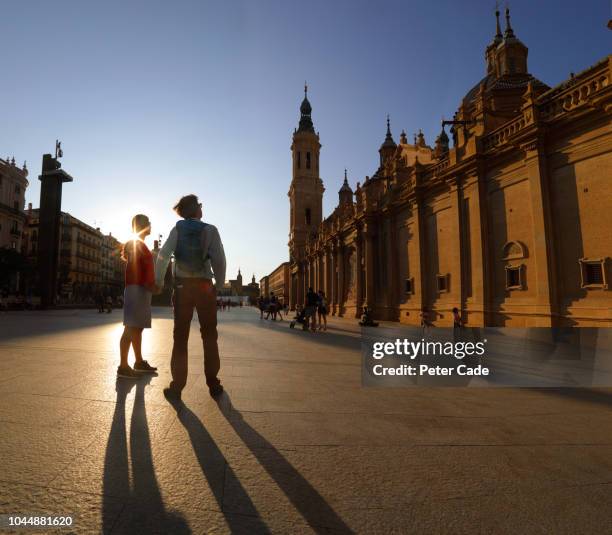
[[1, 307, 612, 534]]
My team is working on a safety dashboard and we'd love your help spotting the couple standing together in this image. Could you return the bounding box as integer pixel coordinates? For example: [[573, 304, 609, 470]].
[[118, 194, 226, 401]]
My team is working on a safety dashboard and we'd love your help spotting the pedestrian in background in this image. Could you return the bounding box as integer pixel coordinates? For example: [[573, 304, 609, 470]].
[[317, 290, 328, 331]]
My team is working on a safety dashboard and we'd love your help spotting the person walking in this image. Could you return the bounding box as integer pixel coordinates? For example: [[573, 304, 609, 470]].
[[420, 306, 434, 336], [317, 290, 328, 331], [118, 214, 159, 379], [155, 194, 226, 401], [257, 295, 265, 319], [304, 287, 318, 332]]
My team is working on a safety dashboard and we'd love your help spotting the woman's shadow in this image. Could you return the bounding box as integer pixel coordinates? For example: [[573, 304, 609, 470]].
[[102, 375, 190, 534]]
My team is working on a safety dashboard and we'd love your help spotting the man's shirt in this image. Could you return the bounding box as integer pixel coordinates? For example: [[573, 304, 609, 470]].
[[155, 220, 226, 290]]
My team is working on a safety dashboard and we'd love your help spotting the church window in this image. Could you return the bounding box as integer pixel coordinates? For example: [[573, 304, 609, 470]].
[[502, 241, 527, 260], [297, 152, 301, 169], [405, 278, 414, 294], [436, 274, 449, 293], [505, 264, 524, 290], [305, 208, 311, 226], [579, 258, 607, 289], [306, 152, 311, 169]]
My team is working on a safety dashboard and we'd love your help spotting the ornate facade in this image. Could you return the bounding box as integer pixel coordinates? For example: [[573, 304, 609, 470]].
[[288, 9, 612, 327]]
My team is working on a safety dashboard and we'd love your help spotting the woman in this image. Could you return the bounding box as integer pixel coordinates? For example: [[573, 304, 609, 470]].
[[118, 214, 159, 379], [317, 290, 328, 331]]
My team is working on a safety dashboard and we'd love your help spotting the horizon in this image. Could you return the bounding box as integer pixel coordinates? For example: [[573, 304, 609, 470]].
[[1, 0, 609, 282]]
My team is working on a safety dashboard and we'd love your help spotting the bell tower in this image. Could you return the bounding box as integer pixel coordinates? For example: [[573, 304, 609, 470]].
[[288, 84, 324, 264]]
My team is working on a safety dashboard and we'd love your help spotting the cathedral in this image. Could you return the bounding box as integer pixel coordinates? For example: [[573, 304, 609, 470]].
[[286, 9, 612, 327]]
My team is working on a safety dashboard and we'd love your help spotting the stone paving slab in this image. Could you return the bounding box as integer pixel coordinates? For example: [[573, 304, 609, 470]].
[[1, 307, 612, 533]]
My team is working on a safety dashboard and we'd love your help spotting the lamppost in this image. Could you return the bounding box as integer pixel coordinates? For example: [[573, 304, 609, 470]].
[[37, 141, 73, 308]]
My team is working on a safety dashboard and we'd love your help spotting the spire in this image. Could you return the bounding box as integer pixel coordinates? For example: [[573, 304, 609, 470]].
[[495, 5, 502, 41], [340, 169, 351, 191], [434, 126, 450, 159], [380, 115, 396, 150], [400, 129, 408, 144], [297, 83, 314, 133], [504, 7, 515, 38], [338, 169, 353, 203], [417, 129, 426, 147]]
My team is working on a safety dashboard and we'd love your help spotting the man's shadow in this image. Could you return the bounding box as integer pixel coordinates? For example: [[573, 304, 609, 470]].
[[214, 393, 354, 534], [166, 398, 271, 534], [102, 376, 190, 534]]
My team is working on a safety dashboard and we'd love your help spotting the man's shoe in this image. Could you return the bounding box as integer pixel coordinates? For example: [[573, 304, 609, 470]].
[[209, 384, 224, 398], [134, 360, 158, 373], [163, 387, 181, 401], [117, 366, 141, 379]]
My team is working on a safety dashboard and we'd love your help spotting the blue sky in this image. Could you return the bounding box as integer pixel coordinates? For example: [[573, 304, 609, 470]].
[[1, 0, 609, 282]]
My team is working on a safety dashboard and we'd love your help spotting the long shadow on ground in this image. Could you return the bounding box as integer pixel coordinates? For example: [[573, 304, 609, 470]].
[[167, 399, 271, 533], [216, 393, 355, 534], [103, 376, 190, 534]]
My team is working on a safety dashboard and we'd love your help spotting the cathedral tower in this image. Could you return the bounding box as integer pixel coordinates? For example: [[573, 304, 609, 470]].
[[288, 84, 324, 264]]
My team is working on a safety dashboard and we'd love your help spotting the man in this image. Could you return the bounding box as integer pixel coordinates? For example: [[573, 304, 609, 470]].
[[155, 194, 226, 400], [304, 286, 318, 332]]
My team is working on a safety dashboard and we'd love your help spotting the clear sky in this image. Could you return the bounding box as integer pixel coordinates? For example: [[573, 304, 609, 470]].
[[1, 0, 609, 283]]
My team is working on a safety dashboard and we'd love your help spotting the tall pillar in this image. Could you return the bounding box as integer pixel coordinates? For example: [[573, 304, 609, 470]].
[[37, 152, 73, 309], [523, 139, 556, 325], [385, 217, 398, 317], [296, 263, 304, 307], [331, 244, 337, 314], [318, 253, 324, 292], [337, 240, 344, 316], [449, 179, 463, 315], [364, 224, 375, 310], [355, 230, 363, 317], [289, 268, 295, 309]]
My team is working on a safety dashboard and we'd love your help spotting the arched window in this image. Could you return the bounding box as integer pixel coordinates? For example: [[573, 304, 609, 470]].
[[502, 241, 527, 260], [305, 208, 311, 225], [306, 152, 311, 169], [297, 152, 301, 169]]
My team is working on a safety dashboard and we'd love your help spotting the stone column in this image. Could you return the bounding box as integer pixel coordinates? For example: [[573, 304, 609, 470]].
[[355, 230, 363, 317], [449, 179, 463, 316], [524, 140, 556, 325], [317, 249, 325, 291], [364, 224, 375, 310], [337, 240, 344, 316], [289, 267, 294, 309], [330, 244, 337, 314], [296, 263, 304, 308], [468, 169, 490, 327]]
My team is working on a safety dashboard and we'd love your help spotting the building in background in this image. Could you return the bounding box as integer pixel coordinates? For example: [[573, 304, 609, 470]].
[[284, 9, 611, 327], [0, 157, 29, 293], [259, 275, 269, 299], [0, 157, 28, 251], [25, 207, 124, 302], [219, 268, 260, 304], [264, 262, 290, 304], [101, 232, 124, 297]]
